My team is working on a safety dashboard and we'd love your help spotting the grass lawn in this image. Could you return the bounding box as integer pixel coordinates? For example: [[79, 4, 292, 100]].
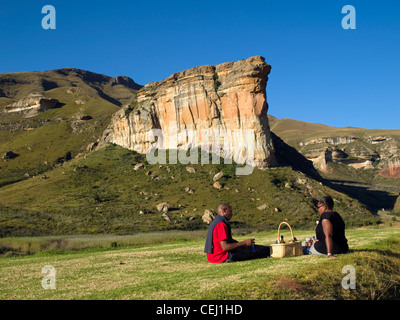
[[0, 225, 399, 300]]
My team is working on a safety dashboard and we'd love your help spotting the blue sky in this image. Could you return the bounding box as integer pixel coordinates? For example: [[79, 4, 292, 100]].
[[0, 0, 399, 129]]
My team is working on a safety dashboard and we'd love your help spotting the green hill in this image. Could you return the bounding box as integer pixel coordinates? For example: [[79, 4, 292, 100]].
[[268, 115, 400, 150], [268, 115, 400, 212], [0, 143, 377, 237], [0, 69, 141, 187]]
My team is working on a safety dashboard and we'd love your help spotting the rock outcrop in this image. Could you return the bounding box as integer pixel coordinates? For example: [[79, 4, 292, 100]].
[[269, 116, 400, 176], [297, 135, 399, 173], [111, 76, 142, 90], [377, 158, 400, 178], [202, 209, 215, 224], [100, 56, 277, 169], [3, 93, 59, 118], [304, 146, 375, 171], [299, 136, 358, 147]]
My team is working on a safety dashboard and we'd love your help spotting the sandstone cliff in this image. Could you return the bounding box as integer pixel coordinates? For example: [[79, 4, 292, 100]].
[[100, 56, 277, 169]]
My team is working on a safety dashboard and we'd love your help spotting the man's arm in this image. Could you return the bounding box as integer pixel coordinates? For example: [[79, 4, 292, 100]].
[[220, 238, 254, 252]]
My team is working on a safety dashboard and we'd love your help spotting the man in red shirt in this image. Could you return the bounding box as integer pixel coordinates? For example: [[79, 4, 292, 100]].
[[204, 203, 270, 263]]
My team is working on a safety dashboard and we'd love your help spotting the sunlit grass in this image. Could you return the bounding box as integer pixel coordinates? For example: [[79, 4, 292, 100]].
[[0, 226, 399, 300]]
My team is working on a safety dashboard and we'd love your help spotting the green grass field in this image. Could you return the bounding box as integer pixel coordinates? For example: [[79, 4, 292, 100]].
[[1, 224, 399, 300]]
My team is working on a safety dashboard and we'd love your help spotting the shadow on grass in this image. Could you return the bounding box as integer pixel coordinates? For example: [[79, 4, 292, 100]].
[[325, 179, 398, 214]]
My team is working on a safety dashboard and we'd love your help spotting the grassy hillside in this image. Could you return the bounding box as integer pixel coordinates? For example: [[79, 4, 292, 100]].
[[268, 115, 400, 212], [0, 226, 399, 300], [268, 115, 400, 150], [268, 116, 400, 173], [0, 68, 141, 106], [0, 69, 140, 187], [0, 143, 377, 237]]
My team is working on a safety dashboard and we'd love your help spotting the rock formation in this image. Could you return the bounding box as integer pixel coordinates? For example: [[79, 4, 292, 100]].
[[377, 158, 400, 178], [3, 93, 59, 118], [202, 209, 215, 224], [100, 56, 277, 169], [111, 76, 142, 90], [269, 116, 400, 176], [304, 146, 375, 171], [297, 135, 398, 173], [299, 136, 358, 147]]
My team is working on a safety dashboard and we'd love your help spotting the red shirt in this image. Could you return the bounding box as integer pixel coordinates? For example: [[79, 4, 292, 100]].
[[207, 222, 229, 263]]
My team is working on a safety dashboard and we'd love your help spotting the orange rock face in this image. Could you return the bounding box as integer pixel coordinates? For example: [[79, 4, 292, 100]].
[[100, 56, 277, 169], [377, 164, 400, 178]]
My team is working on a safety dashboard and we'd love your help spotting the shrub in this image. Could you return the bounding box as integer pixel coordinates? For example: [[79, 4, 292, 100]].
[[213, 73, 221, 91]]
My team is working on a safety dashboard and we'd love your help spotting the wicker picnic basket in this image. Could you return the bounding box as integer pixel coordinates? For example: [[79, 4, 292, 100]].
[[270, 222, 303, 258]]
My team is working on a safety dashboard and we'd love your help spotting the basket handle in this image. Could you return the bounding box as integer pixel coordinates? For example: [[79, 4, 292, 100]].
[[277, 221, 295, 243]]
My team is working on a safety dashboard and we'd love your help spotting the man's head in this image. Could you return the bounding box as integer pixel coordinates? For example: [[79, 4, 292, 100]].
[[217, 203, 233, 220], [317, 196, 334, 214]]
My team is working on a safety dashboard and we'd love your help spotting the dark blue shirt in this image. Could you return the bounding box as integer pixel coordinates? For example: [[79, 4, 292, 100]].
[[314, 211, 349, 254]]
